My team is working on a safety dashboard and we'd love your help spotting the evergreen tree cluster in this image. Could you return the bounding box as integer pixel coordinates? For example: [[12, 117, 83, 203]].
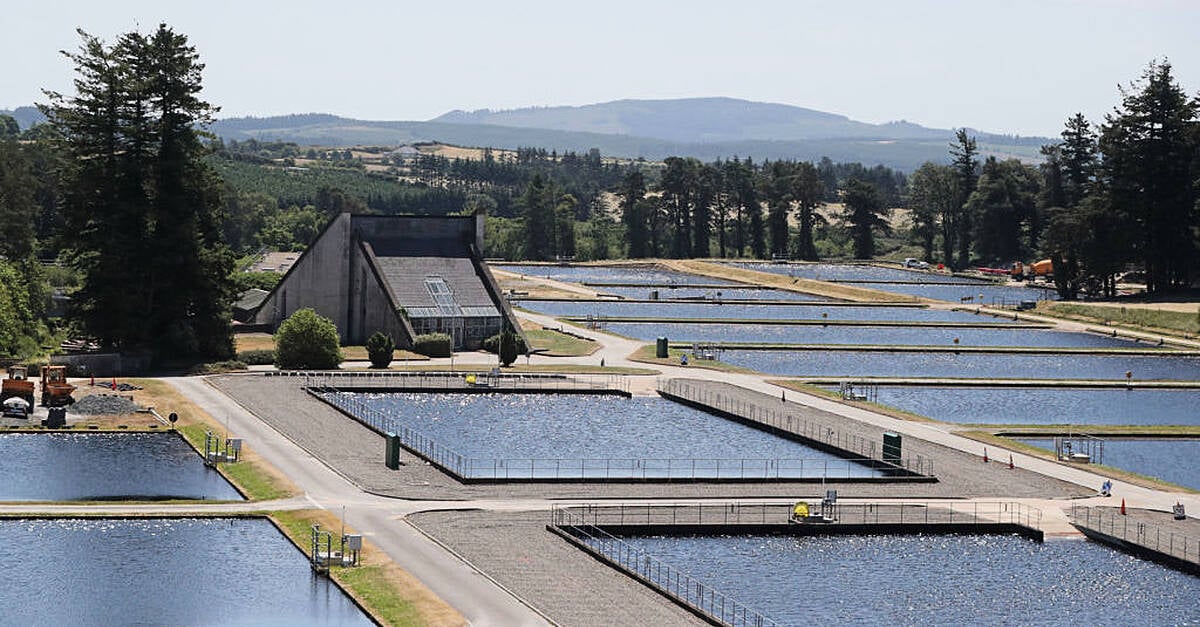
[[40, 25, 235, 359], [4, 25, 1199, 365], [906, 60, 1200, 297], [598, 156, 903, 262]]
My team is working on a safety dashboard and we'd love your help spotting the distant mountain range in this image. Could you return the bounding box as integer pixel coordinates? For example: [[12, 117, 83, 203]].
[[2, 106, 44, 129], [434, 97, 966, 143], [5, 98, 1052, 172]]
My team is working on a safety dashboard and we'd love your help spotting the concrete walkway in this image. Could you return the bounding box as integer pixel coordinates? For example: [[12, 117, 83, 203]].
[[503, 308, 1200, 519], [11, 268, 1200, 625]]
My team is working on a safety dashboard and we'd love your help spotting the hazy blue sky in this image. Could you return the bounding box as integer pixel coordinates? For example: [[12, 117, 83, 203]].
[[3, 0, 1197, 137]]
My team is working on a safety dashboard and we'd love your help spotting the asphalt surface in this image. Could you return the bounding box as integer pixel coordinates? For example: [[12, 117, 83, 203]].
[[7, 267, 1200, 626]]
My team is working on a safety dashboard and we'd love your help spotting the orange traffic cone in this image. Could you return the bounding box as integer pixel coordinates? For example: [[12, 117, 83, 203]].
[[1120, 499, 1127, 515], [1008, 454, 1014, 470], [983, 447, 989, 463]]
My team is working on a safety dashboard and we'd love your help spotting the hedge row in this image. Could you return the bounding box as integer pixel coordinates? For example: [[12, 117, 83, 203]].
[[412, 333, 452, 358]]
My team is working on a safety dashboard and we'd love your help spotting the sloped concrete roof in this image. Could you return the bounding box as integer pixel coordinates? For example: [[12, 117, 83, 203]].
[[373, 256, 498, 319]]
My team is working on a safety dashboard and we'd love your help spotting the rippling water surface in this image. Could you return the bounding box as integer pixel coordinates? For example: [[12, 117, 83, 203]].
[[608, 322, 1158, 349], [867, 387, 1200, 426], [495, 264, 731, 285], [0, 517, 373, 626], [332, 393, 871, 478], [852, 281, 1059, 303], [0, 433, 243, 501], [725, 262, 1059, 302], [719, 349, 1200, 379], [519, 300, 1026, 323], [1020, 438, 1200, 489], [724, 261, 990, 283], [609, 533, 1200, 625], [598, 285, 821, 300]]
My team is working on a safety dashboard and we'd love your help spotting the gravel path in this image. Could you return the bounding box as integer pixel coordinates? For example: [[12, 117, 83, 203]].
[[408, 509, 707, 627], [211, 374, 1089, 503]]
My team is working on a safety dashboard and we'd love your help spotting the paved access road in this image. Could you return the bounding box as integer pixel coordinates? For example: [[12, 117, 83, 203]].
[[169, 377, 553, 627], [132, 279, 1200, 625]]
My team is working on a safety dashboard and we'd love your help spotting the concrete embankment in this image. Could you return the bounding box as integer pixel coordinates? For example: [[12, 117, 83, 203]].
[[784, 377, 1200, 389], [566, 316, 1045, 328], [1069, 505, 1200, 575], [668, 343, 1199, 356]]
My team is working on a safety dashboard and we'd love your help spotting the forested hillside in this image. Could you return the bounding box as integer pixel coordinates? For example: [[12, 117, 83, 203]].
[[3, 37, 1198, 364]]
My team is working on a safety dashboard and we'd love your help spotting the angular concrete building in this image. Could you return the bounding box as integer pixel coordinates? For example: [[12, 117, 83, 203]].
[[250, 213, 521, 350]]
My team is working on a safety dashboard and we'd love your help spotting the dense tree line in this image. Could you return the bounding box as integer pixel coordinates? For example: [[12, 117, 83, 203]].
[[3, 39, 1197, 362], [39, 25, 234, 359], [504, 155, 906, 262], [0, 130, 48, 358], [906, 60, 1199, 298]]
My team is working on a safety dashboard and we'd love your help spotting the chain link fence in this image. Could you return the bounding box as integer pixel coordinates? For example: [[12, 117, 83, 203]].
[[1069, 504, 1200, 568], [658, 378, 932, 476]]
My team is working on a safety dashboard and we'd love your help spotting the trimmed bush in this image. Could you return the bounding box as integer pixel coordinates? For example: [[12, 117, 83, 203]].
[[188, 360, 248, 375], [482, 332, 527, 355], [412, 333, 452, 358], [236, 349, 276, 365], [275, 308, 343, 369], [498, 328, 519, 367], [366, 331, 395, 368]]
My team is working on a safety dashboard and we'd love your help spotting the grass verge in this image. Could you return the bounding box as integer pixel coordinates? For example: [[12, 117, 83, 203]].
[[270, 509, 466, 627], [524, 328, 600, 357], [957, 429, 1198, 494], [663, 259, 920, 303], [132, 378, 295, 501], [628, 344, 758, 374], [767, 379, 941, 423], [1041, 302, 1200, 338]]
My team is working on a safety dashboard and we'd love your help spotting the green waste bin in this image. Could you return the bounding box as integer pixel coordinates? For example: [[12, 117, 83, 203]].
[[656, 337, 669, 358], [882, 432, 902, 463], [385, 433, 401, 469]]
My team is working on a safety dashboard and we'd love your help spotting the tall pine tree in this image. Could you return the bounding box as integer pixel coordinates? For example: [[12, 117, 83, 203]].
[[1099, 60, 1198, 293], [43, 25, 234, 359]]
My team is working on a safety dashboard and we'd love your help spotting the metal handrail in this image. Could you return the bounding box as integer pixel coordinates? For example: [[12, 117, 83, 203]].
[[301, 371, 629, 395], [552, 506, 778, 627], [552, 501, 1042, 531], [657, 378, 932, 476], [317, 389, 906, 481], [1068, 504, 1199, 566]]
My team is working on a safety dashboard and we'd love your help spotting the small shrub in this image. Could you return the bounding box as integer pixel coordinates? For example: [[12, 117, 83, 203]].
[[236, 349, 276, 365], [188, 360, 248, 375], [412, 333, 452, 358], [366, 331, 395, 368], [275, 308, 343, 369], [498, 328, 519, 367], [482, 332, 527, 355]]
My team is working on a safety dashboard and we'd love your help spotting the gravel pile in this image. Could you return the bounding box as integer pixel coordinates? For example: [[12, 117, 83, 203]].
[[68, 394, 141, 415]]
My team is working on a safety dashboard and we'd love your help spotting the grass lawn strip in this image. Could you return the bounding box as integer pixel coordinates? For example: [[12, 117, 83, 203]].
[[270, 509, 466, 627], [957, 430, 1198, 494], [1040, 302, 1200, 340], [131, 378, 296, 501]]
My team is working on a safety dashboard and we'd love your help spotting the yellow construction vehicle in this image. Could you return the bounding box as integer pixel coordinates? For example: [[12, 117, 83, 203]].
[[1011, 259, 1054, 281], [40, 365, 75, 407]]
